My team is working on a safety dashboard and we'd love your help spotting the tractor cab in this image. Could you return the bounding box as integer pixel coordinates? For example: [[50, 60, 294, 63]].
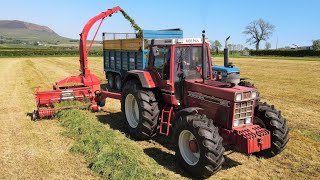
[[148, 33, 259, 129], [147, 36, 212, 105]]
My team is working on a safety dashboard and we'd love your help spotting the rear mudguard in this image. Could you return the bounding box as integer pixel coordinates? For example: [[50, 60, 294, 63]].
[[123, 70, 157, 88]]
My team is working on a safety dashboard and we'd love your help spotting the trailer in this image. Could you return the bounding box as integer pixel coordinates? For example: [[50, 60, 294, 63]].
[[102, 29, 183, 90]]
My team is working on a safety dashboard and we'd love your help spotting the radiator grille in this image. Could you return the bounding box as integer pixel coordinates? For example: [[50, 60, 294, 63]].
[[234, 100, 254, 125]]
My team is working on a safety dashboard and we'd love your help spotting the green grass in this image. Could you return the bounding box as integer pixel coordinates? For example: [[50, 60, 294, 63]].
[[56, 109, 169, 180]]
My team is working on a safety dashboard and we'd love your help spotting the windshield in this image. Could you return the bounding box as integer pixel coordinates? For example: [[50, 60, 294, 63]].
[[174, 46, 210, 81]]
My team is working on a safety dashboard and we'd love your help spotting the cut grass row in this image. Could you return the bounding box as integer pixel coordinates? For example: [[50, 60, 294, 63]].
[[56, 109, 170, 179]]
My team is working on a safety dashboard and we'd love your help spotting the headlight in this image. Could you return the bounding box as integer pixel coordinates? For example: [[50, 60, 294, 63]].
[[245, 117, 251, 124], [234, 119, 240, 127], [251, 91, 257, 98], [235, 93, 242, 101]]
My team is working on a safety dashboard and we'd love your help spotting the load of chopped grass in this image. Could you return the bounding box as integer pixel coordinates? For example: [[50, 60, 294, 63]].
[[56, 109, 169, 179], [120, 10, 143, 38]]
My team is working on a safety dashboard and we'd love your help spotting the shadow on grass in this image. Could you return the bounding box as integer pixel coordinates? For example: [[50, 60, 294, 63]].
[[96, 112, 125, 133], [144, 147, 242, 178], [96, 111, 241, 178]]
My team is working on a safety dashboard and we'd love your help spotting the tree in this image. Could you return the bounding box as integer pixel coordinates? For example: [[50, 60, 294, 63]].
[[312, 39, 320, 50], [214, 40, 222, 50], [243, 18, 275, 50], [265, 42, 271, 50]]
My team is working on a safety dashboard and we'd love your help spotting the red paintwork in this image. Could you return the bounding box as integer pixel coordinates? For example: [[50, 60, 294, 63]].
[[219, 125, 271, 154], [35, 86, 93, 105], [186, 80, 255, 102], [80, 6, 122, 77], [183, 80, 257, 129], [37, 108, 55, 119], [128, 70, 157, 88], [33, 7, 122, 118], [96, 91, 122, 101], [189, 140, 199, 153], [159, 106, 174, 136]]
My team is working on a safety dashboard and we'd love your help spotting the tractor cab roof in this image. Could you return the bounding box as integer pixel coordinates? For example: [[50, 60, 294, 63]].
[[148, 38, 209, 46]]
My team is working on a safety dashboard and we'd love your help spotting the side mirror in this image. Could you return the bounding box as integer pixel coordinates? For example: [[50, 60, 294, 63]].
[[152, 46, 159, 56]]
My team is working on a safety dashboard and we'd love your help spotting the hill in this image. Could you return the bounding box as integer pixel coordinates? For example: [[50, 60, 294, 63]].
[[0, 20, 70, 43]]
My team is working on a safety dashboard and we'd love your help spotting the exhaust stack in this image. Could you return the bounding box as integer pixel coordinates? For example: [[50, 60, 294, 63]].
[[224, 36, 230, 67], [202, 30, 207, 83]]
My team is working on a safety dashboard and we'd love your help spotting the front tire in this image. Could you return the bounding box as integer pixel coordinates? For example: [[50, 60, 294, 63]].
[[174, 114, 225, 178], [121, 80, 160, 140], [254, 102, 289, 158]]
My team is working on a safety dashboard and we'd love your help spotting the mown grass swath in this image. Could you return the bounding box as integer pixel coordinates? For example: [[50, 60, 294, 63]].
[[56, 109, 168, 179]]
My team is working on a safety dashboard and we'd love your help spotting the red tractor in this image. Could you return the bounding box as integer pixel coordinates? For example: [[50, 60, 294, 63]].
[[33, 7, 289, 178]]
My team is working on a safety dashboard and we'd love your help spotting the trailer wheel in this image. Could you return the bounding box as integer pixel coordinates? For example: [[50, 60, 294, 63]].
[[254, 102, 289, 158], [121, 80, 159, 140], [174, 114, 225, 178], [107, 73, 114, 89], [115, 74, 122, 91]]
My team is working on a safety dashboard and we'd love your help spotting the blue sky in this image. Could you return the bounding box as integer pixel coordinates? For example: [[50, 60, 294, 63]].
[[1, 0, 319, 49]]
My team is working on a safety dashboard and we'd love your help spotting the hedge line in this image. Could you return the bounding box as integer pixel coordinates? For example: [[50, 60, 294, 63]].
[[0, 50, 103, 57], [250, 50, 320, 57]]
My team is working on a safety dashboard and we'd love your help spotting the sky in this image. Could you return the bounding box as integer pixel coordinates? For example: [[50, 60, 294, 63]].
[[1, 0, 319, 49]]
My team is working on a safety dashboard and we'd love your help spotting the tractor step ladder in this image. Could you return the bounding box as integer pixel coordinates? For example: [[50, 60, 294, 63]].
[[159, 106, 173, 136]]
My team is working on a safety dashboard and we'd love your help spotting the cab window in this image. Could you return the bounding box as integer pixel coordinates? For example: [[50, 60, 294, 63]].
[[154, 47, 170, 80]]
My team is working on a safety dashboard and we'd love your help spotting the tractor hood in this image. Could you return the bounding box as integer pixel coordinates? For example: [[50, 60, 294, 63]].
[[185, 80, 256, 102]]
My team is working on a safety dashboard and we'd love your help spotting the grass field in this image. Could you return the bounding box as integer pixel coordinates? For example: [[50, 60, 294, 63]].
[[0, 56, 319, 179]]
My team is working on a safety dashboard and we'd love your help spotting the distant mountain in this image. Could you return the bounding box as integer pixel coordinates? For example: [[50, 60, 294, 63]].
[[0, 20, 70, 43], [0, 20, 57, 34]]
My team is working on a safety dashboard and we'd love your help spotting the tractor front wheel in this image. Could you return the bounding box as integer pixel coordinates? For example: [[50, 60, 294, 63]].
[[174, 114, 225, 178], [254, 102, 289, 158], [121, 80, 160, 140]]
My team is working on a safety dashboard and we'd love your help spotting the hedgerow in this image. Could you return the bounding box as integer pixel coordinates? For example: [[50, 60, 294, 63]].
[[249, 50, 320, 57], [0, 49, 103, 57]]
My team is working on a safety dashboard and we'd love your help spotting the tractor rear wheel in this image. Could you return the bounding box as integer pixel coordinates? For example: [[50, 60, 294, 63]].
[[254, 102, 289, 158], [174, 114, 225, 178], [121, 80, 160, 140], [107, 73, 115, 89]]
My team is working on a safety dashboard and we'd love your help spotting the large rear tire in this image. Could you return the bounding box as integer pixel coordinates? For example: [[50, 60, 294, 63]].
[[121, 80, 160, 140], [174, 114, 225, 178], [254, 102, 289, 158]]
